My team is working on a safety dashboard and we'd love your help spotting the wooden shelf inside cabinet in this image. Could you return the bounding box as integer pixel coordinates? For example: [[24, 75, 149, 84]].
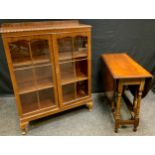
[[63, 93, 76, 104], [59, 51, 87, 61], [61, 73, 88, 85], [14, 62, 51, 71], [13, 57, 50, 68], [21, 99, 56, 115], [77, 91, 88, 98], [0, 20, 92, 134], [18, 79, 53, 95], [74, 50, 87, 58], [39, 100, 55, 109], [59, 57, 88, 65]]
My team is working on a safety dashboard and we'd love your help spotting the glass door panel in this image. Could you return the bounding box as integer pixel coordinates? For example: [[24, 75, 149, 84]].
[[74, 36, 88, 59], [75, 60, 88, 81], [8, 38, 40, 114], [8, 36, 57, 114], [9, 40, 31, 68], [20, 92, 39, 114], [60, 62, 75, 85], [30, 39, 50, 64], [35, 64, 53, 90], [14, 68, 36, 94], [30, 38, 56, 109], [39, 88, 55, 109], [55, 33, 89, 106], [76, 80, 88, 99], [58, 37, 73, 62], [62, 83, 76, 104]]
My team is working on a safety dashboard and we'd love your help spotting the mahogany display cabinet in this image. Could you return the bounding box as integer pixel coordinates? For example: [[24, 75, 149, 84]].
[[0, 20, 93, 134]]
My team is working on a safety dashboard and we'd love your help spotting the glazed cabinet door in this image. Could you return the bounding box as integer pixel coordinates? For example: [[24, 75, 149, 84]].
[[53, 32, 91, 107], [6, 35, 58, 115]]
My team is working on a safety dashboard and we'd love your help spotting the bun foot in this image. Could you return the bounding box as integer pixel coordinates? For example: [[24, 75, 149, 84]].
[[22, 129, 27, 135], [86, 101, 93, 112], [20, 121, 29, 135]]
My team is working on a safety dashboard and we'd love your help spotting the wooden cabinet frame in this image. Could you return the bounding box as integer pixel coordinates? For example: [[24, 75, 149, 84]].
[[0, 20, 93, 134]]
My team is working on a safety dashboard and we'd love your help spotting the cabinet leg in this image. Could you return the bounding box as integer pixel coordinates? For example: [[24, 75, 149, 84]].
[[86, 101, 93, 112], [20, 122, 29, 135]]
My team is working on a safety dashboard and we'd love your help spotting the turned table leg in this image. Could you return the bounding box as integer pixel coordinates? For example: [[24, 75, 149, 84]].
[[133, 91, 142, 132], [133, 89, 138, 113], [133, 80, 145, 132], [111, 92, 116, 112], [111, 100, 115, 112], [115, 82, 123, 133]]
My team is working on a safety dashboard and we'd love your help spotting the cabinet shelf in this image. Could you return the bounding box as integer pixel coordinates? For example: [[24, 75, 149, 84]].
[[18, 79, 53, 95], [59, 51, 87, 61], [22, 103, 55, 115], [59, 57, 88, 64], [14, 62, 51, 71], [74, 51, 87, 58], [39, 100, 55, 109], [61, 73, 88, 85], [13, 57, 50, 68]]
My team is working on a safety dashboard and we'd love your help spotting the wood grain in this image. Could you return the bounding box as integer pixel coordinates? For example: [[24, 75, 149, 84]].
[[101, 53, 152, 79]]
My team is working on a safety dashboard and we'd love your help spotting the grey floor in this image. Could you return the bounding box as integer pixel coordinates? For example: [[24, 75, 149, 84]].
[[0, 91, 155, 136]]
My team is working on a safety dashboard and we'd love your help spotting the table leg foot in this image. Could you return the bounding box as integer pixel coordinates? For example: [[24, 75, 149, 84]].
[[133, 127, 137, 132], [115, 128, 118, 133]]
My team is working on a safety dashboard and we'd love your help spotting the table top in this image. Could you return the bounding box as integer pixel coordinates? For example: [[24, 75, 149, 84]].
[[101, 53, 152, 79]]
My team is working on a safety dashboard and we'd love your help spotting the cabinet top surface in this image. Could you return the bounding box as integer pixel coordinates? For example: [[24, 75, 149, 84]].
[[101, 53, 152, 79], [0, 20, 91, 34]]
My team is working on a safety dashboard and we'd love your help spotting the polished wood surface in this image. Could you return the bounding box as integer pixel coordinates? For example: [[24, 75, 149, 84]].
[[101, 53, 152, 79], [0, 20, 91, 33], [102, 53, 152, 133], [1, 20, 93, 134]]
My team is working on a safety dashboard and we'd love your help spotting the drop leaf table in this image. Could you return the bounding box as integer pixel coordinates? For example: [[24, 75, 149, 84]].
[[101, 53, 152, 133]]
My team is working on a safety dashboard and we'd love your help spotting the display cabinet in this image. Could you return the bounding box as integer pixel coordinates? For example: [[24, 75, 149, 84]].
[[0, 20, 93, 134]]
